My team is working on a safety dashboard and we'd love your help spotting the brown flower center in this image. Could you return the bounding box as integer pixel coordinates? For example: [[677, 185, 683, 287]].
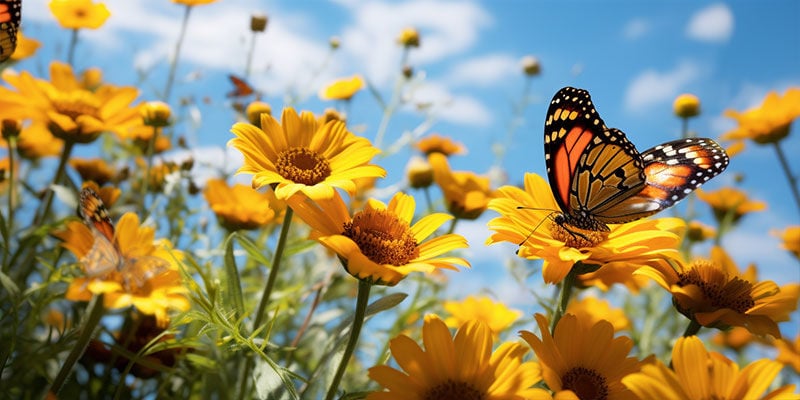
[[423, 379, 486, 400], [52, 91, 101, 121], [562, 366, 609, 400], [275, 147, 331, 186], [342, 208, 418, 266], [550, 220, 607, 249], [677, 261, 755, 313]]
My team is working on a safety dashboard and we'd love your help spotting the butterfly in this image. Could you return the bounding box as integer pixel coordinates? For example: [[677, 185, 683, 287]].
[[227, 74, 256, 98], [79, 188, 169, 290], [0, 0, 21, 63], [544, 86, 729, 233]]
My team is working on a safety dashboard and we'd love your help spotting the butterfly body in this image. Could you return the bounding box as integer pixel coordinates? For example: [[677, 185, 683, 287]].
[[79, 188, 168, 290], [0, 0, 21, 63], [544, 87, 729, 232]]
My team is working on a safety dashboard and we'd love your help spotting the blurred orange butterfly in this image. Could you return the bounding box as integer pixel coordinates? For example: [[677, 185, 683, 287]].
[[79, 188, 169, 290], [227, 74, 256, 98], [0, 0, 21, 63]]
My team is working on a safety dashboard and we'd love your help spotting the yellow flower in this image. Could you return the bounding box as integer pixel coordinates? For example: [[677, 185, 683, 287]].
[[521, 313, 643, 400], [487, 173, 684, 285], [406, 155, 434, 189], [566, 296, 631, 332], [415, 133, 466, 156], [318, 74, 365, 101], [288, 191, 469, 286], [622, 336, 796, 399], [775, 334, 800, 374], [171, 0, 218, 5], [54, 213, 189, 325], [0, 62, 141, 144], [367, 315, 541, 399], [140, 101, 172, 128], [70, 157, 116, 186], [81, 181, 120, 209], [520, 55, 541, 76], [228, 107, 385, 200], [722, 88, 800, 144], [245, 101, 271, 126], [124, 125, 172, 154], [137, 160, 180, 193], [776, 225, 800, 259], [636, 246, 800, 337], [696, 187, 766, 224], [673, 93, 701, 118], [429, 152, 493, 220], [712, 326, 760, 352], [685, 220, 716, 243], [397, 27, 420, 48], [203, 178, 284, 231], [443, 296, 522, 339], [11, 30, 41, 61], [49, 0, 110, 30], [0, 121, 63, 159]]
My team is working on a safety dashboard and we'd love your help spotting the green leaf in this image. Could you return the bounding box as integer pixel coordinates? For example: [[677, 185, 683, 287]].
[[223, 232, 245, 319]]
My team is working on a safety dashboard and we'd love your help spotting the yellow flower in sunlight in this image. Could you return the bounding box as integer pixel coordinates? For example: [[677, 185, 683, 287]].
[[673, 93, 701, 118], [318, 74, 365, 101], [521, 313, 642, 400], [53, 213, 189, 325], [367, 315, 541, 400], [722, 87, 800, 144], [288, 191, 469, 286], [0, 121, 63, 159], [429, 152, 493, 220], [775, 334, 800, 374], [696, 187, 766, 224], [0, 62, 141, 144], [70, 157, 116, 186], [636, 246, 800, 338], [566, 296, 631, 332], [776, 225, 800, 259], [245, 101, 271, 126], [11, 31, 41, 61], [487, 173, 684, 285], [415, 133, 466, 156], [443, 296, 522, 339], [140, 101, 172, 128], [623, 336, 796, 399], [171, 0, 218, 5], [49, 0, 111, 30], [203, 178, 284, 231], [125, 125, 172, 154], [228, 107, 385, 200], [397, 27, 420, 48]]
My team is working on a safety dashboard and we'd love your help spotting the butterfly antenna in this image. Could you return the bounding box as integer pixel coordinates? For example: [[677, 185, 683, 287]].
[[515, 207, 560, 252]]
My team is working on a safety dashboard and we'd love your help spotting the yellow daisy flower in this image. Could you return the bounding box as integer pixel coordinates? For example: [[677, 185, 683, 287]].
[[228, 107, 385, 200], [520, 313, 642, 400], [722, 87, 800, 145], [49, 0, 111, 30], [696, 187, 766, 225], [415, 133, 466, 156], [318, 74, 365, 101], [0, 62, 141, 144], [70, 157, 116, 186], [443, 295, 522, 339], [487, 173, 684, 285], [10, 30, 41, 61], [54, 213, 189, 325], [776, 225, 800, 259], [636, 246, 800, 338], [287, 191, 469, 286], [566, 296, 631, 332], [775, 334, 800, 374], [622, 336, 796, 399], [429, 152, 494, 220], [203, 178, 284, 231], [367, 315, 541, 399]]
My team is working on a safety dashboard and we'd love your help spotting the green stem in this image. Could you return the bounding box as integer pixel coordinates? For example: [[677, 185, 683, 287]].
[[680, 117, 689, 139], [373, 48, 409, 149], [682, 319, 702, 337], [446, 217, 458, 235], [3, 135, 16, 271], [245, 31, 258, 79], [141, 126, 159, 211], [494, 75, 533, 169], [423, 186, 433, 215], [550, 265, 577, 333], [163, 5, 193, 102], [67, 29, 79, 66], [324, 279, 372, 400], [773, 141, 800, 215], [33, 140, 75, 226], [47, 294, 105, 396]]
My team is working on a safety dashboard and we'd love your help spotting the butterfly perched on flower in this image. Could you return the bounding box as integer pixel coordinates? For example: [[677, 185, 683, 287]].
[[544, 86, 729, 232], [0, 0, 21, 63], [79, 188, 169, 290]]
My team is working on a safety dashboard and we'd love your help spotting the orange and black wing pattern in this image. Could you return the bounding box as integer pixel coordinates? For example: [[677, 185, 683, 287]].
[[227, 74, 256, 98], [0, 0, 21, 63]]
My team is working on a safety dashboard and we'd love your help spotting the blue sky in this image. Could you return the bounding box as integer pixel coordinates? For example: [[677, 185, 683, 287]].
[[16, 1, 800, 321]]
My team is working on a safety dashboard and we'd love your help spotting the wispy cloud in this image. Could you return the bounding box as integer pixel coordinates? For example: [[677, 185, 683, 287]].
[[622, 17, 650, 40], [445, 53, 520, 87], [624, 61, 702, 112], [407, 82, 492, 126], [686, 3, 734, 43]]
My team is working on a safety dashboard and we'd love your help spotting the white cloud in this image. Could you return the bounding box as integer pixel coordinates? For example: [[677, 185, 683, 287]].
[[407, 82, 492, 126], [445, 53, 520, 87], [624, 61, 702, 112], [686, 3, 734, 43], [622, 18, 650, 40]]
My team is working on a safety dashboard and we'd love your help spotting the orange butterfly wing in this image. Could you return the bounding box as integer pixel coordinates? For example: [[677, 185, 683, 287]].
[[227, 74, 255, 98], [0, 0, 21, 63]]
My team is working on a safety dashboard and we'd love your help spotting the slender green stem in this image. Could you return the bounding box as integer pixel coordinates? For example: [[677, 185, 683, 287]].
[[141, 126, 160, 211], [773, 141, 800, 215], [33, 140, 75, 226], [423, 186, 433, 215], [680, 117, 689, 139], [494, 75, 533, 169], [682, 319, 702, 337], [163, 5, 193, 102], [3, 136, 17, 271], [324, 279, 372, 400], [446, 217, 458, 235], [550, 265, 577, 333], [47, 294, 105, 396], [245, 31, 258, 79], [374, 48, 409, 149], [67, 29, 79, 66]]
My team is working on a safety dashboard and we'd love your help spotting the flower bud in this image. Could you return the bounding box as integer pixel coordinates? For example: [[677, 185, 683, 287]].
[[141, 101, 172, 127], [673, 94, 701, 118], [520, 55, 541, 76], [250, 13, 268, 32]]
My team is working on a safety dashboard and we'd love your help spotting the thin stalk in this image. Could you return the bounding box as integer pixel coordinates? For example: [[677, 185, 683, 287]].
[[773, 141, 800, 215], [494, 75, 533, 169], [324, 279, 372, 400], [245, 31, 258, 79], [47, 294, 105, 396], [446, 217, 458, 235], [163, 5, 193, 102], [373, 48, 410, 149], [67, 29, 79, 66], [141, 126, 160, 211], [550, 265, 577, 333], [33, 140, 75, 226], [3, 135, 17, 271], [423, 186, 433, 215], [682, 319, 702, 337]]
